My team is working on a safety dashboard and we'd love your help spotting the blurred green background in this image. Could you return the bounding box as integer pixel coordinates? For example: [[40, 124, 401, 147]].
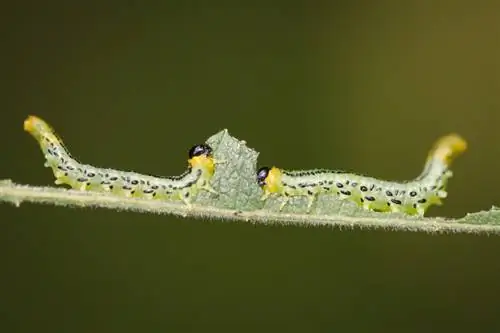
[[2, 1, 500, 332]]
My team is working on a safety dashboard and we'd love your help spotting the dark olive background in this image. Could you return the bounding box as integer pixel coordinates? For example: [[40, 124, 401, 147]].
[[2, 1, 500, 332]]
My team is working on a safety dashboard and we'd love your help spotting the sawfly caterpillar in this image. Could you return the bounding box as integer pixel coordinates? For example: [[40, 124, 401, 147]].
[[257, 134, 467, 216], [24, 115, 219, 207]]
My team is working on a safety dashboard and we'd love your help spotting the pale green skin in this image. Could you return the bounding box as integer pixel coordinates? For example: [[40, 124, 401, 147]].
[[261, 157, 453, 217], [25, 116, 217, 207], [260, 132, 468, 216]]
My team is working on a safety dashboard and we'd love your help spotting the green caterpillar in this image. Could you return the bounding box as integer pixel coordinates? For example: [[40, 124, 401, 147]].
[[24, 115, 219, 207], [256, 134, 467, 216]]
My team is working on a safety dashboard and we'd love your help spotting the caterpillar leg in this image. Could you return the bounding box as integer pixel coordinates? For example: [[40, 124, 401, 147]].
[[279, 196, 290, 211], [180, 189, 193, 208], [260, 191, 271, 201], [199, 180, 218, 195], [415, 206, 426, 217], [362, 201, 372, 211], [306, 194, 317, 213], [202, 184, 218, 195]]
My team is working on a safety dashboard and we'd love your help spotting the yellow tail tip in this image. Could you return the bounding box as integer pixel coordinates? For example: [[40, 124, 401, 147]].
[[23, 115, 40, 133], [429, 133, 467, 165], [23, 115, 55, 137]]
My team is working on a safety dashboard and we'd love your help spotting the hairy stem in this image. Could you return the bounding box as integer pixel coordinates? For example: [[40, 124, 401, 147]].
[[1, 180, 499, 235]]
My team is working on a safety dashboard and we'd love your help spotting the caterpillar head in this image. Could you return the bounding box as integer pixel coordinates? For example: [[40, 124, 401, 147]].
[[188, 144, 215, 176], [257, 166, 283, 194]]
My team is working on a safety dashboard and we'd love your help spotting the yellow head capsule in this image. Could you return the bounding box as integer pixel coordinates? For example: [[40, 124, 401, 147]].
[[257, 166, 284, 195], [188, 144, 215, 176]]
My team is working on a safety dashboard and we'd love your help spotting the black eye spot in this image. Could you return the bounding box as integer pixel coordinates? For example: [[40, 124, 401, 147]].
[[257, 167, 270, 187], [189, 144, 213, 158]]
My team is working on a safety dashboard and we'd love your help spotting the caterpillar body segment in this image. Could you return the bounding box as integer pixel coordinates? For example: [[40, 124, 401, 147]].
[[24, 115, 218, 207], [257, 134, 467, 216]]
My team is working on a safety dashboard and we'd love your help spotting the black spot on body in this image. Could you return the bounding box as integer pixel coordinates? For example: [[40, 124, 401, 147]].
[[360, 186, 368, 192], [417, 198, 427, 204], [87, 172, 95, 177], [336, 182, 344, 188], [341, 190, 351, 196], [364, 196, 375, 201], [386, 190, 393, 196], [410, 191, 417, 197], [131, 180, 139, 185], [77, 177, 88, 182], [391, 199, 402, 205]]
